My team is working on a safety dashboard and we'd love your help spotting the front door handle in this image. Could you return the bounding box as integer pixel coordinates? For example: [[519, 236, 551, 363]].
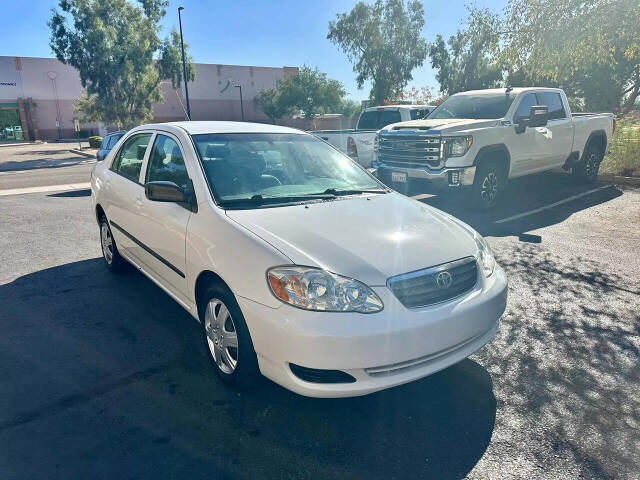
[[135, 196, 143, 208]]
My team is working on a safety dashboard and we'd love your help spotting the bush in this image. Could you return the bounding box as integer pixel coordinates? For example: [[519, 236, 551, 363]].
[[88, 136, 103, 148], [601, 118, 640, 177]]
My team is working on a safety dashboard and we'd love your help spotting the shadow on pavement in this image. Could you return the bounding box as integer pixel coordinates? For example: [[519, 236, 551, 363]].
[[389, 172, 623, 238], [48, 189, 92, 198], [0, 155, 94, 172], [0, 259, 496, 479]]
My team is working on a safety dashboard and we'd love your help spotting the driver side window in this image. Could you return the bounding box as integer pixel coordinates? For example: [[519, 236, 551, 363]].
[[513, 93, 538, 122]]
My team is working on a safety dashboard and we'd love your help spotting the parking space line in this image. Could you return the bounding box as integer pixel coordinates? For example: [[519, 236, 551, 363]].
[[0, 182, 91, 197], [494, 185, 611, 224]]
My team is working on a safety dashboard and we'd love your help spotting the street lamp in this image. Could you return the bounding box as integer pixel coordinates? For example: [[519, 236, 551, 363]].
[[177, 6, 191, 120], [234, 84, 244, 121]]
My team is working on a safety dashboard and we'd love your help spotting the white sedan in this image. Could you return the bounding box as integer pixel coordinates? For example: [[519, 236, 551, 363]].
[[91, 121, 507, 398]]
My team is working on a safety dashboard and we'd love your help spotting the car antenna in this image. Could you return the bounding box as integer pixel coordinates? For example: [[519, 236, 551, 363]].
[[505, 85, 514, 93]]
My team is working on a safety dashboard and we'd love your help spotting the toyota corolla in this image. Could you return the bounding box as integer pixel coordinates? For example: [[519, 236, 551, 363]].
[[91, 121, 507, 397]]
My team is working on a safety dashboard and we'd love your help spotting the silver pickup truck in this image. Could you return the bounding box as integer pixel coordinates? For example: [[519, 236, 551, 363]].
[[314, 104, 435, 167], [374, 87, 615, 209]]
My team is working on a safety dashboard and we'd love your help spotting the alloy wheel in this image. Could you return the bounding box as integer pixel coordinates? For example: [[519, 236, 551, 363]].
[[481, 172, 499, 204], [585, 151, 599, 180], [100, 222, 113, 264], [205, 298, 239, 374]]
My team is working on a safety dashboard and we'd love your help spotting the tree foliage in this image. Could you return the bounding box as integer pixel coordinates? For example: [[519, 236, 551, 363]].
[[327, 0, 428, 105], [257, 66, 346, 121], [429, 6, 503, 96], [49, 0, 195, 127], [502, 0, 640, 112]]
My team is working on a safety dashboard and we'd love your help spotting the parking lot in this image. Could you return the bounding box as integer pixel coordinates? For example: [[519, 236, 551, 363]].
[[1, 143, 639, 479]]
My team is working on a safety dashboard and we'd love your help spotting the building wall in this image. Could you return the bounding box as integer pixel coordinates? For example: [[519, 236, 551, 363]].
[[0, 56, 298, 140]]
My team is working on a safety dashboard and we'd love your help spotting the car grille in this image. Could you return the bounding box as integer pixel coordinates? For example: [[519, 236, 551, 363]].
[[387, 257, 478, 309], [377, 131, 443, 169]]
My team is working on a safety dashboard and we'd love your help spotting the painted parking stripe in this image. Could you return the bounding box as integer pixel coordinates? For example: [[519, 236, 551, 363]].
[[0, 182, 91, 197], [494, 185, 611, 224]]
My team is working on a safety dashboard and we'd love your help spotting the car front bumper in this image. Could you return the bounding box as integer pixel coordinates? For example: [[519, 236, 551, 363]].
[[237, 264, 507, 398]]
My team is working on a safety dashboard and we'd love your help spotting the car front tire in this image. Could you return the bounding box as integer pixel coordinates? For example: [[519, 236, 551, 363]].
[[99, 216, 126, 273], [471, 161, 506, 211], [199, 283, 260, 389]]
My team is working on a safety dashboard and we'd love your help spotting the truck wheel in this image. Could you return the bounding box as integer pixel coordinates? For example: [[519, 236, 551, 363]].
[[573, 144, 603, 183], [199, 282, 260, 390], [471, 161, 506, 211]]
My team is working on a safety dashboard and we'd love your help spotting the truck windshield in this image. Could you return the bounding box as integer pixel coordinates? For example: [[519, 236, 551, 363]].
[[192, 133, 384, 208], [429, 93, 517, 119], [357, 110, 401, 129]]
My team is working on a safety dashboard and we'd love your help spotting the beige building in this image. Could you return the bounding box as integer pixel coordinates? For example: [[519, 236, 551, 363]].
[[0, 55, 298, 141]]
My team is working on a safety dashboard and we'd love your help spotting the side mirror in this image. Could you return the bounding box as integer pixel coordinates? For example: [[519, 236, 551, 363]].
[[528, 105, 548, 128], [145, 180, 198, 212], [515, 105, 548, 133], [145, 181, 187, 203]]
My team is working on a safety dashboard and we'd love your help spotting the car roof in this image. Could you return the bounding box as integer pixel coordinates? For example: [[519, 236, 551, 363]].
[[137, 121, 306, 136], [363, 104, 435, 112]]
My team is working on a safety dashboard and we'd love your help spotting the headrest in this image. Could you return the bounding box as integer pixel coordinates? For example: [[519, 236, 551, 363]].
[[137, 144, 147, 160], [171, 145, 182, 161], [205, 144, 230, 158]]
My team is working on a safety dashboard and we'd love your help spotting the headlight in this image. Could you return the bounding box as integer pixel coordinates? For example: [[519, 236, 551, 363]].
[[267, 266, 383, 313], [474, 234, 495, 277], [446, 136, 473, 157]]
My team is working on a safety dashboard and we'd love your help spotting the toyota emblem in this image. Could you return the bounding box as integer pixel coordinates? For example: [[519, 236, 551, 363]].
[[436, 271, 453, 288]]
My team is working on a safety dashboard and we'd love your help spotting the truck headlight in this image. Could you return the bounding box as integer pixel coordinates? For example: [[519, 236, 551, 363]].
[[446, 136, 473, 157], [474, 234, 495, 277], [267, 266, 383, 313]]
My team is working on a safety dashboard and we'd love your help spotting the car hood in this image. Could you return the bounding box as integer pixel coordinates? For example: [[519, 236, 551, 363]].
[[385, 118, 498, 134], [225, 192, 478, 286]]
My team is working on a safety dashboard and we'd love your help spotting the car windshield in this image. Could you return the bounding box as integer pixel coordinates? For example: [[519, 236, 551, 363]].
[[192, 132, 384, 208], [429, 93, 517, 119]]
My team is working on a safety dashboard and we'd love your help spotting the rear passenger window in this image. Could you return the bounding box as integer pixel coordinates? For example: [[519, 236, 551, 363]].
[[537, 92, 566, 120], [145, 134, 189, 189], [112, 133, 151, 182], [410, 109, 429, 120]]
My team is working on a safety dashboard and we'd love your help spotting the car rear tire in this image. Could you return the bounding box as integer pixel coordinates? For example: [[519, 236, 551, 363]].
[[199, 283, 260, 390], [573, 144, 603, 183], [99, 216, 126, 273], [471, 161, 506, 211]]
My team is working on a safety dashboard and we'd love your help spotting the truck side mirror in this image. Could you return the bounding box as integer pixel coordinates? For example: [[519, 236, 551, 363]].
[[528, 105, 549, 128], [515, 105, 549, 134]]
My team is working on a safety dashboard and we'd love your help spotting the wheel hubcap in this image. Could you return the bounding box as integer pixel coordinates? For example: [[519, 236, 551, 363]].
[[100, 223, 113, 264], [204, 299, 238, 374], [585, 152, 599, 179], [481, 172, 499, 203]]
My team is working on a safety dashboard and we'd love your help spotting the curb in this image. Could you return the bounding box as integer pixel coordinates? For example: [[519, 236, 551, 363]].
[[598, 174, 640, 187], [69, 148, 96, 159]]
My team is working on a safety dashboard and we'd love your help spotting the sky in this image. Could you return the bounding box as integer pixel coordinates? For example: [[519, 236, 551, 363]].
[[1, 0, 508, 101]]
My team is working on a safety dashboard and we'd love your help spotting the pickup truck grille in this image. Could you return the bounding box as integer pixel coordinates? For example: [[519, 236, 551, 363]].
[[378, 132, 443, 169], [387, 257, 478, 309]]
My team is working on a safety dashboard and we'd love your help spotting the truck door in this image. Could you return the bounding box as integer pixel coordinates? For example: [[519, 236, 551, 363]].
[[508, 93, 545, 176], [535, 92, 573, 169]]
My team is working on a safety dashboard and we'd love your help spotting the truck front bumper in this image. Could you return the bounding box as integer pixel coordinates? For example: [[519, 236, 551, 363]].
[[374, 162, 476, 188]]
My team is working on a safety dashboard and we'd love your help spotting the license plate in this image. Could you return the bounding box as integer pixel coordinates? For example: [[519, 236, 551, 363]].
[[391, 171, 407, 183]]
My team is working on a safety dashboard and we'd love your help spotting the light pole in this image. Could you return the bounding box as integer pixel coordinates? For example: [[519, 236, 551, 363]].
[[234, 84, 244, 121], [177, 6, 191, 120]]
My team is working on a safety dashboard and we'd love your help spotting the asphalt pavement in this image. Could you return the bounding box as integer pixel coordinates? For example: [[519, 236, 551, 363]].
[[0, 143, 639, 479]]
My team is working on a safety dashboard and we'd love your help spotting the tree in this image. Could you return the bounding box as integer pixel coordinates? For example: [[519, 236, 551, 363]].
[[397, 86, 434, 104], [339, 99, 362, 117], [256, 87, 293, 124], [429, 6, 503, 96], [327, 0, 428, 105], [49, 0, 195, 127], [277, 66, 346, 120], [503, 0, 640, 112]]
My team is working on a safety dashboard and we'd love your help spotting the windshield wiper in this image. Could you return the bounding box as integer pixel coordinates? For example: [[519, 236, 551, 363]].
[[219, 193, 336, 207], [321, 188, 389, 196]]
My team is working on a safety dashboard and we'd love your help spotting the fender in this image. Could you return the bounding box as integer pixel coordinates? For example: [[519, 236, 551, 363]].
[[580, 129, 608, 161], [472, 144, 512, 174]]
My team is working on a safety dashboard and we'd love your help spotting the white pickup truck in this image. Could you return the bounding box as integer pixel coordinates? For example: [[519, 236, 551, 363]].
[[314, 104, 435, 167], [374, 87, 615, 209]]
